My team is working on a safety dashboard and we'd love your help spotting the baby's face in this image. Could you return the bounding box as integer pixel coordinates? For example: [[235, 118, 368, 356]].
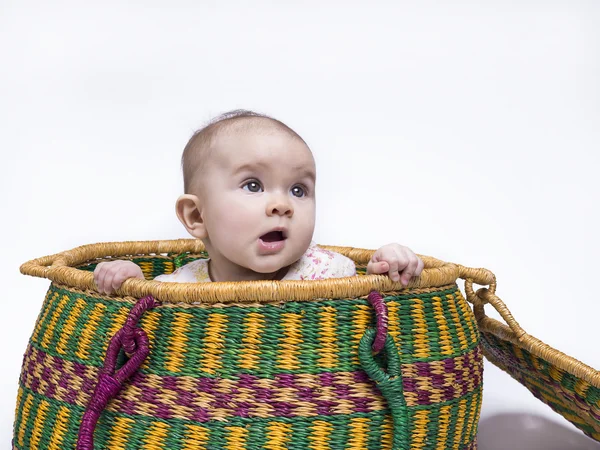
[[195, 129, 316, 275]]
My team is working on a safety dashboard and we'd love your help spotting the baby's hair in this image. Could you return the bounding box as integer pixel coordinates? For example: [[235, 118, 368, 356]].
[[181, 109, 307, 194]]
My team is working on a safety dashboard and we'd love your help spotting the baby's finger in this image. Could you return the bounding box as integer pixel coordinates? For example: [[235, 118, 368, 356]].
[[400, 256, 419, 286], [387, 258, 401, 283], [367, 260, 389, 274], [103, 269, 117, 295], [111, 271, 130, 293], [415, 258, 424, 277], [94, 263, 109, 293]]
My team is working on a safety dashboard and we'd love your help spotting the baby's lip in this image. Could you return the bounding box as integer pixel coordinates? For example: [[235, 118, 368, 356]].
[[259, 227, 288, 240]]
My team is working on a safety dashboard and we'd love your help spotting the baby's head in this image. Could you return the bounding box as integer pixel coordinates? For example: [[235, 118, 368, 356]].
[[176, 110, 317, 281]]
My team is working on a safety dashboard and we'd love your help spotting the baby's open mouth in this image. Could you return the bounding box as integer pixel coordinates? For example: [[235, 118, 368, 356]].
[[260, 231, 286, 242]]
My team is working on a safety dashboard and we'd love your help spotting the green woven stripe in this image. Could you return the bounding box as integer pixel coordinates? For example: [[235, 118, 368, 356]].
[[33, 285, 480, 381], [32, 292, 61, 346], [42, 294, 85, 358], [397, 294, 416, 357], [405, 385, 481, 448], [424, 294, 443, 356], [441, 292, 464, 352], [366, 414, 388, 450], [31, 289, 116, 364], [456, 290, 479, 345], [77, 254, 209, 278], [16, 384, 423, 449], [15, 390, 44, 450]]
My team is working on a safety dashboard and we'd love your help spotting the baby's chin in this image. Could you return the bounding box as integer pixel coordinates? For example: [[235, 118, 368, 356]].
[[247, 261, 290, 275], [246, 255, 299, 275]]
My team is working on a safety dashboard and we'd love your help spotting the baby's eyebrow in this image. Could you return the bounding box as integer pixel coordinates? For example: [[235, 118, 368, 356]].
[[232, 162, 267, 175], [294, 168, 316, 183], [233, 163, 316, 182]]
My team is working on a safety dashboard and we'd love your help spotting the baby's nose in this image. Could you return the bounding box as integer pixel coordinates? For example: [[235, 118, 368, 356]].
[[267, 196, 294, 217]]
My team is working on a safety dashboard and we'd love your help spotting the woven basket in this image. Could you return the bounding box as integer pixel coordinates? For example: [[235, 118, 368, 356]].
[[14, 239, 489, 450], [463, 278, 600, 442]]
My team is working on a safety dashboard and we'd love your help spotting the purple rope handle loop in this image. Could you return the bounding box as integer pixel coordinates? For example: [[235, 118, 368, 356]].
[[77, 295, 157, 450], [367, 290, 388, 353]]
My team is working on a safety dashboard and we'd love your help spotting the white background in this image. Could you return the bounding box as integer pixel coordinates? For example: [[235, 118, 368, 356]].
[[2, 1, 599, 448]]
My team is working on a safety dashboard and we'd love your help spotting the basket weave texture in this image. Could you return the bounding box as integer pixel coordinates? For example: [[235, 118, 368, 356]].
[[14, 240, 486, 450]]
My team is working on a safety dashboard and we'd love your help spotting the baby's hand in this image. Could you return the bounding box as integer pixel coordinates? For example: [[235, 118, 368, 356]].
[[367, 243, 424, 286], [93, 260, 145, 295]]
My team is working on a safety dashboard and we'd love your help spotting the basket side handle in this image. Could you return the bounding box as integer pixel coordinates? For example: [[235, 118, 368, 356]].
[[20, 253, 68, 278], [457, 265, 527, 340], [458, 264, 600, 387]]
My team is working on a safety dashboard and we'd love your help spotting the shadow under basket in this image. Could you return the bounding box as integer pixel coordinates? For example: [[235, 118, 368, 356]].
[[11, 239, 598, 449]]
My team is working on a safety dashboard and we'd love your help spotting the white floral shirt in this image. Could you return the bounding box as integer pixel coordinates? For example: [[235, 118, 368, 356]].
[[154, 241, 356, 283]]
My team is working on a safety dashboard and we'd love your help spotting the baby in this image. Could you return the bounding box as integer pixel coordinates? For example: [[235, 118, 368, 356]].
[[94, 110, 424, 294]]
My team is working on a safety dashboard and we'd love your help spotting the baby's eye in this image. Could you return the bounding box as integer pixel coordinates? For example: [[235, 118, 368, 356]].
[[242, 181, 263, 193], [291, 185, 306, 198]]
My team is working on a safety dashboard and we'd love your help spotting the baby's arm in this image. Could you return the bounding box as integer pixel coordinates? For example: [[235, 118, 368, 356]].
[[93, 260, 145, 294]]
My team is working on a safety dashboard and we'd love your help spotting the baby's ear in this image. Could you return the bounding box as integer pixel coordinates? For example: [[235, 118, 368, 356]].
[[175, 194, 207, 239]]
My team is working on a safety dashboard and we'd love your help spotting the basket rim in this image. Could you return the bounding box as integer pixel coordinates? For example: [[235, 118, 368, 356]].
[[19, 239, 473, 304]]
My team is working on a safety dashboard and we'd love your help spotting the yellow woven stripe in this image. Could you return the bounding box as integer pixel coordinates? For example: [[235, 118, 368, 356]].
[[548, 365, 564, 383], [456, 291, 477, 344], [265, 422, 292, 450], [387, 300, 401, 341], [512, 345, 524, 361], [140, 310, 161, 370], [453, 398, 468, 449], [530, 353, 543, 371], [381, 414, 393, 450], [411, 298, 430, 359], [240, 312, 264, 370], [142, 421, 169, 449], [200, 313, 228, 375], [14, 386, 24, 423], [29, 399, 50, 449], [165, 311, 193, 373], [309, 420, 333, 449], [435, 404, 452, 450], [225, 426, 249, 449], [107, 416, 135, 449], [138, 261, 154, 279], [279, 312, 302, 370], [446, 294, 469, 351], [47, 406, 70, 450], [76, 302, 107, 360], [108, 306, 130, 338], [318, 306, 338, 369], [40, 295, 70, 349], [474, 391, 483, 435], [574, 378, 590, 398], [463, 393, 479, 444], [432, 296, 454, 355], [17, 390, 33, 446], [163, 261, 174, 274], [32, 291, 58, 342], [56, 298, 86, 355], [352, 304, 370, 365], [348, 417, 369, 450], [411, 409, 430, 449], [182, 424, 209, 450]]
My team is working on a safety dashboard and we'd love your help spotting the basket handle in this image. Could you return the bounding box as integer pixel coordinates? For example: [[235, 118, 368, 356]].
[[457, 265, 527, 340]]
